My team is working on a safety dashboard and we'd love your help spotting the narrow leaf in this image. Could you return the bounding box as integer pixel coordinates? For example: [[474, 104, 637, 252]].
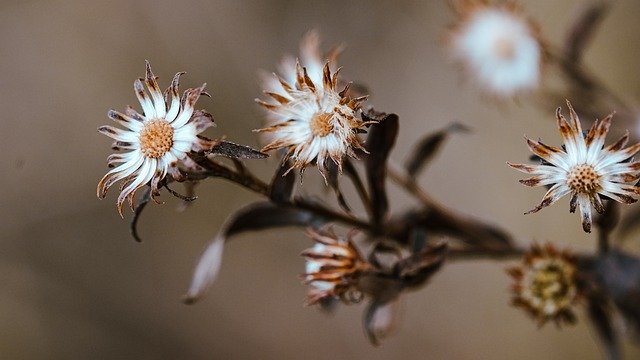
[[207, 140, 268, 159], [269, 158, 296, 203], [326, 159, 351, 212], [364, 112, 399, 224], [405, 122, 469, 177], [343, 159, 370, 212], [183, 236, 225, 305]]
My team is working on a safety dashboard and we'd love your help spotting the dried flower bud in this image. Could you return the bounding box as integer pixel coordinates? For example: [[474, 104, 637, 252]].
[[507, 243, 580, 327], [301, 228, 370, 305]]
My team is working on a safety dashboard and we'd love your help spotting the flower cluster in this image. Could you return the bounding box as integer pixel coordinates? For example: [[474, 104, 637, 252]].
[[507, 243, 580, 327], [95, 18, 640, 354]]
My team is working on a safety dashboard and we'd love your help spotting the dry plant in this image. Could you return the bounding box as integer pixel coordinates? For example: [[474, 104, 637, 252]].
[[96, 1, 640, 358]]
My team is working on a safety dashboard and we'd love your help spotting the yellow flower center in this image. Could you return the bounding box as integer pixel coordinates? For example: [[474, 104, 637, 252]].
[[523, 259, 576, 316], [530, 264, 570, 303], [310, 112, 334, 137], [139, 119, 174, 158], [567, 164, 600, 194]]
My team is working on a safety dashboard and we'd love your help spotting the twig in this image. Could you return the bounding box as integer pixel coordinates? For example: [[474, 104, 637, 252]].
[[131, 188, 152, 242], [164, 183, 198, 202], [386, 161, 438, 207], [447, 247, 525, 261], [189, 153, 270, 196]]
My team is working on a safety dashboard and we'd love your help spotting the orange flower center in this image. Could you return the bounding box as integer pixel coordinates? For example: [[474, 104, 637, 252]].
[[567, 164, 600, 194], [310, 112, 334, 137], [139, 119, 174, 158]]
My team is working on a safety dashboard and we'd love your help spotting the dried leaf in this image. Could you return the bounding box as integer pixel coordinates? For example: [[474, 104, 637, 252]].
[[343, 159, 370, 210], [183, 202, 324, 304], [269, 158, 296, 204], [363, 296, 403, 346], [183, 235, 225, 305], [326, 159, 351, 212], [405, 122, 469, 177], [364, 111, 399, 224], [207, 140, 268, 159]]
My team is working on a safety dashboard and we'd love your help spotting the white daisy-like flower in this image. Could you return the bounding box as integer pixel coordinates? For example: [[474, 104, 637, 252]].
[[256, 33, 369, 179], [301, 228, 369, 305], [509, 101, 640, 233], [447, 0, 543, 97], [507, 243, 579, 327], [97, 61, 214, 216]]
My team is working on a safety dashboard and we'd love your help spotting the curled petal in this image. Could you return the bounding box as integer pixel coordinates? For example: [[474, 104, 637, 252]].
[[525, 183, 571, 214]]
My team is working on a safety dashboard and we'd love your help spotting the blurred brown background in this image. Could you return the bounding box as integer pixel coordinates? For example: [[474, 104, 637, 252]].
[[3, 0, 640, 359]]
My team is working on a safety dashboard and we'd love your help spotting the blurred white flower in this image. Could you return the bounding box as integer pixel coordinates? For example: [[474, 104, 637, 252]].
[[447, 0, 543, 97], [509, 101, 640, 232], [97, 61, 214, 216]]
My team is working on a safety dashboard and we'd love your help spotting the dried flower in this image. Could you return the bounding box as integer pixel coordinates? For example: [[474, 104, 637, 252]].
[[97, 61, 215, 216], [301, 228, 370, 305], [446, 0, 543, 97], [255, 32, 370, 180], [508, 101, 640, 232], [507, 243, 580, 327]]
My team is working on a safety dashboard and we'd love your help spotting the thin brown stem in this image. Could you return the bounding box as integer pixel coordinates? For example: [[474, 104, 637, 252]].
[[293, 197, 373, 231], [188, 153, 270, 196], [386, 161, 437, 207], [447, 247, 525, 261]]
